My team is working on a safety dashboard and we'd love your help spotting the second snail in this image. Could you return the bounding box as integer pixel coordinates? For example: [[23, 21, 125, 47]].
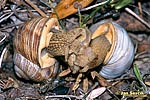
[[13, 17, 134, 87]]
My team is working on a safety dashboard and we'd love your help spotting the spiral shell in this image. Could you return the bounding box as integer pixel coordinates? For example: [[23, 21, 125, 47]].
[[13, 17, 60, 81], [90, 21, 134, 78]]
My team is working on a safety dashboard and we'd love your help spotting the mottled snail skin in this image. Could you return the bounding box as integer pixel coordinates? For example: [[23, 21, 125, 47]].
[[47, 28, 92, 58], [86, 34, 111, 68], [13, 17, 60, 81], [67, 34, 111, 74], [90, 21, 135, 78]]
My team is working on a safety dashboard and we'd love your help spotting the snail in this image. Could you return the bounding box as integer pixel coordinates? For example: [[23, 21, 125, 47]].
[[66, 20, 134, 79], [63, 20, 135, 91], [90, 21, 135, 78], [13, 17, 91, 81], [13, 17, 134, 83], [13, 17, 60, 81]]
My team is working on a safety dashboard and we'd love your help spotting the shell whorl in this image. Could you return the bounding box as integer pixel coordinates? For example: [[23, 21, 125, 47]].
[[14, 53, 59, 81], [90, 21, 134, 78], [13, 17, 60, 81]]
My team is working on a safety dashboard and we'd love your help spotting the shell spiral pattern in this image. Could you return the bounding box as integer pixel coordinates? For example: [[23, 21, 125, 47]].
[[13, 17, 60, 81], [90, 21, 134, 78]]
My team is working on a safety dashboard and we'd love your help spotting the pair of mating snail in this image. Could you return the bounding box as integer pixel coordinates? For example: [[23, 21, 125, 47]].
[[13, 17, 134, 82]]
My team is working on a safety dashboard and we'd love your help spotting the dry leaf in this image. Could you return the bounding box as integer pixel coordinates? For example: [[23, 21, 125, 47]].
[[72, 73, 82, 90], [51, 0, 94, 19], [0, 77, 19, 90], [137, 39, 150, 53], [91, 71, 108, 87], [83, 77, 88, 93], [59, 68, 71, 77], [86, 87, 106, 100]]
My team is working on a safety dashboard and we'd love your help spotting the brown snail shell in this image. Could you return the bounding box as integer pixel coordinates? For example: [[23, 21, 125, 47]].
[[13, 17, 60, 81], [90, 21, 135, 78]]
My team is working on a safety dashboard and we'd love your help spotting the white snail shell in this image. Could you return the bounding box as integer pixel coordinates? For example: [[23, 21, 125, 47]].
[[13, 17, 60, 81], [90, 21, 135, 78]]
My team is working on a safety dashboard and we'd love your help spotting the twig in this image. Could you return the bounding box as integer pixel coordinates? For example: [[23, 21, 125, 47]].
[[0, 23, 23, 31], [0, 45, 8, 69], [24, 0, 47, 17], [138, 2, 142, 16], [107, 76, 135, 82], [135, 51, 150, 59], [0, 12, 14, 23], [128, 33, 144, 42], [10, 4, 27, 21], [129, 4, 150, 17], [40, 0, 65, 30], [3, 8, 37, 13], [78, 7, 82, 27], [45, 95, 82, 100], [107, 88, 120, 100], [82, 82, 99, 99], [0, 33, 6, 44], [66, 19, 78, 25], [125, 7, 150, 29], [81, 0, 110, 11], [82, 6, 101, 25]]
